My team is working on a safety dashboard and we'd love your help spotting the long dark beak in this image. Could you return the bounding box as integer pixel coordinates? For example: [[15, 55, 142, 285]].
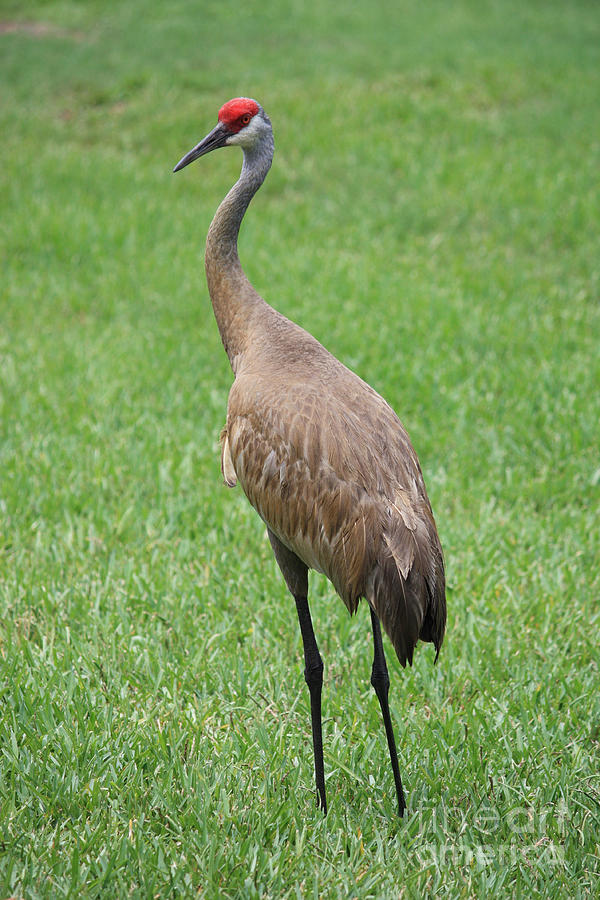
[[173, 122, 229, 173]]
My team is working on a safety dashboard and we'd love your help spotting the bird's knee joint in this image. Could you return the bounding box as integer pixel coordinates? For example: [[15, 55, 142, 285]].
[[371, 670, 390, 693], [304, 659, 323, 688]]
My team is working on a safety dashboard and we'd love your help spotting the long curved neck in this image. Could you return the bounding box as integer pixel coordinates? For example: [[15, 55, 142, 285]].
[[205, 134, 275, 372]]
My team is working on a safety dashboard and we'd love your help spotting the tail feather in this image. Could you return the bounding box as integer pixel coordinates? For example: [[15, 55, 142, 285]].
[[367, 506, 446, 667], [368, 553, 424, 666]]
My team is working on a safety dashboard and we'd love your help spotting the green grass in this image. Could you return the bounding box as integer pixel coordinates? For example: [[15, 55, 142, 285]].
[[1, 0, 599, 896]]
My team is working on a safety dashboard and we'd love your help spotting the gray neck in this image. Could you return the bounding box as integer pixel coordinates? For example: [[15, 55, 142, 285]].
[[205, 134, 275, 371]]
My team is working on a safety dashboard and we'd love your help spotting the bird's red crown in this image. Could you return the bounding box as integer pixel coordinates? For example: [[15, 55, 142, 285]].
[[218, 98, 260, 133]]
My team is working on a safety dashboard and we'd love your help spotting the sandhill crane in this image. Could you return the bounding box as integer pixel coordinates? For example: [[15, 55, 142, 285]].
[[173, 98, 446, 817]]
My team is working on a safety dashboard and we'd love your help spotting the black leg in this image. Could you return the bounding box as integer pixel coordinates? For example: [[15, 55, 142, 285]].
[[294, 594, 327, 814], [370, 607, 406, 817], [265, 530, 326, 814]]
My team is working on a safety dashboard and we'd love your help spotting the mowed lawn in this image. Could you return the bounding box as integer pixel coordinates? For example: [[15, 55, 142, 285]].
[[1, 0, 599, 896]]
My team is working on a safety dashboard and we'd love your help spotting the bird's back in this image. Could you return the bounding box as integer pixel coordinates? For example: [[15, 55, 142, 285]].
[[222, 310, 446, 666]]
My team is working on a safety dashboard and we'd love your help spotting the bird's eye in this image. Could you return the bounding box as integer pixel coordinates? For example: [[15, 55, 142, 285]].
[[240, 113, 252, 126]]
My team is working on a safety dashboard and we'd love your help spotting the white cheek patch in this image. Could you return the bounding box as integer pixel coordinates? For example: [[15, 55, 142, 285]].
[[225, 115, 265, 148]]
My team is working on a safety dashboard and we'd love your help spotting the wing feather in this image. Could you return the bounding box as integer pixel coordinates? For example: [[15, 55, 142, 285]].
[[222, 357, 446, 665]]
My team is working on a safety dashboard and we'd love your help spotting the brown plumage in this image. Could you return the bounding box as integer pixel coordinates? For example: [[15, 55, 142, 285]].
[[174, 97, 446, 817]]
